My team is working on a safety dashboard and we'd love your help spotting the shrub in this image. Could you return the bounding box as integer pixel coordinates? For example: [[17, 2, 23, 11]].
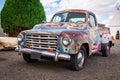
[[1, 0, 46, 36]]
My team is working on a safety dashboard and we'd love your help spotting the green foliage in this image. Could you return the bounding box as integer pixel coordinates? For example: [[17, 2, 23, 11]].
[[1, 0, 46, 36]]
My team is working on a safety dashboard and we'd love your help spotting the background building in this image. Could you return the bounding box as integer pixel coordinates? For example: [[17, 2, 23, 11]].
[[109, 4, 120, 39], [98, 23, 110, 34]]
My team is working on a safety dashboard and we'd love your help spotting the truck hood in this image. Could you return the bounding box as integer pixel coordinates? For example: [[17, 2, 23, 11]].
[[26, 22, 87, 35]]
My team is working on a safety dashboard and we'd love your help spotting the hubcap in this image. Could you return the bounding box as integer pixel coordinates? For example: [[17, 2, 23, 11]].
[[77, 50, 84, 67], [107, 46, 110, 55]]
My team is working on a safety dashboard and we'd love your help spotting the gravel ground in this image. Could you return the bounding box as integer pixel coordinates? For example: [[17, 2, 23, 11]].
[[0, 40, 120, 80]]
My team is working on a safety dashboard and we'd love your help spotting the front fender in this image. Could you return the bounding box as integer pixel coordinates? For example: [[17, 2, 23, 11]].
[[59, 31, 91, 54]]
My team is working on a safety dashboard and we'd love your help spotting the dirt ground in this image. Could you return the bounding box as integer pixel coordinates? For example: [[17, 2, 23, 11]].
[[0, 40, 120, 80]]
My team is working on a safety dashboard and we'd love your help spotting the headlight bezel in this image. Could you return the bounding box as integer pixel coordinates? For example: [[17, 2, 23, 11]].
[[62, 36, 71, 47], [17, 34, 23, 42]]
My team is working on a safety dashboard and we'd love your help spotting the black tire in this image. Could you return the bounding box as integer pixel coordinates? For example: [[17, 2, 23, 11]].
[[101, 43, 110, 57], [70, 46, 87, 71], [23, 53, 38, 63]]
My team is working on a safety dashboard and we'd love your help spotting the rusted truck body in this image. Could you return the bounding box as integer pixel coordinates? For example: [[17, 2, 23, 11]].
[[16, 9, 113, 70]]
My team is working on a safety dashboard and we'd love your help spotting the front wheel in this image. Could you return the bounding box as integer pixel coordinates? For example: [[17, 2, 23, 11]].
[[101, 43, 110, 57], [70, 46, 87, 71], [23, 53, 38, 63]]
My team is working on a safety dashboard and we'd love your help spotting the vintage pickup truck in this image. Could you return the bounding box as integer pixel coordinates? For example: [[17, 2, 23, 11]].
[[16, 9, 113, 71]]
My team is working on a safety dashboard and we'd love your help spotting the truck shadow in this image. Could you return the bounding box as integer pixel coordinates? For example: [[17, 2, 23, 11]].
[[0, 58, 7, 62], [23, 53, 104, 71], [20, 52, 118, 71], [24, 59, 70, 71]]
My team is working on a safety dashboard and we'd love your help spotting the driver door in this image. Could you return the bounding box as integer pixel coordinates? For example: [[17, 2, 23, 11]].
[[88, 13, 100, 52]]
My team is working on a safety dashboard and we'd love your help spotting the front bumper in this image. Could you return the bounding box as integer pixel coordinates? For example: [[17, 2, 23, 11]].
[[15, 47, 71, 61]]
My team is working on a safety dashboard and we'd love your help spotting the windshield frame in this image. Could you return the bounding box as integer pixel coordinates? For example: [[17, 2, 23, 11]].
[[51, 12, 87, 24]]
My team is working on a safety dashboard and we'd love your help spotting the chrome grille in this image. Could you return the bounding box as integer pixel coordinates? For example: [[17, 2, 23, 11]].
[[25, 33, 58, 51]]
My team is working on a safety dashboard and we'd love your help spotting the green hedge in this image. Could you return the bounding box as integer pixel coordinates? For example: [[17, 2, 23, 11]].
[[1, 0, 46, 36]]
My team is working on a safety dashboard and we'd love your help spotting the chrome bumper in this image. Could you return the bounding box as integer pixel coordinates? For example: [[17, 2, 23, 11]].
[[15, 47, 71, 61]]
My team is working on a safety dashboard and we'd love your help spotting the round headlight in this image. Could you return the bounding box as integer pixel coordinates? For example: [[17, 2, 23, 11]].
[[17, 34, 23, 42], [62, 37, 71, 46]]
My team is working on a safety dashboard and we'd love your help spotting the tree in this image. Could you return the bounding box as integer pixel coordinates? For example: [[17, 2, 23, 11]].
[[1, 0, 46, 36]]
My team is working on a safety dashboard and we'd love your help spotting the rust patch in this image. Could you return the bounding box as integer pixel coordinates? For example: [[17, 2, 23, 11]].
[[49, 48, 54, 52]]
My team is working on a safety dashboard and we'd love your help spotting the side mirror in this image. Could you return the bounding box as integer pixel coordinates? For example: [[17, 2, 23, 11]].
[[42, 20, 47, 23], [100, 34, 102, 37]]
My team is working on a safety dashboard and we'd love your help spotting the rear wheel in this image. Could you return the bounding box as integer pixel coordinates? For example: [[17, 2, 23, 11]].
[[101, 43, 110, 57], [70, 46, 87, 71], [23, 53, 38, 63]]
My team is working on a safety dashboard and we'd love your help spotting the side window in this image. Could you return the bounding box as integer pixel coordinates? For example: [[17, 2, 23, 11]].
[[89, 14, 96, 27]]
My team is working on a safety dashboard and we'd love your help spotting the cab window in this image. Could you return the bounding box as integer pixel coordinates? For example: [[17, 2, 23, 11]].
[[89, 14, 96, 27]]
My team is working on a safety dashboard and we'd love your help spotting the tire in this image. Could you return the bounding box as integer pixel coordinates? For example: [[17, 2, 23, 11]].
[[70, 46, 87, 71], [101, 43, 110, 57], [23, 53, 38, 63]]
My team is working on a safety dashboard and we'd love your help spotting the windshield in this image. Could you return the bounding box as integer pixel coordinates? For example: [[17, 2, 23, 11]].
[[51, 12, 86, 23]]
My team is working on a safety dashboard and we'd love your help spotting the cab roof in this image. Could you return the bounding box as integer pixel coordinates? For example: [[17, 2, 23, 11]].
[[55, 9, 94, 15]]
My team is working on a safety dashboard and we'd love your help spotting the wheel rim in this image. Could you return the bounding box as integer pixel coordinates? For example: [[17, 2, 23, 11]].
[[107, 46, 110, 55], [77, 50, 84, 67]]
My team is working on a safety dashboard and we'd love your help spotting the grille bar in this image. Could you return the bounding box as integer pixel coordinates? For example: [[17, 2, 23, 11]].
[[26, 41, 57, 45], [31, 47, 57, 51], [26, 43, 58, 48], [26, 36, 57, 40]]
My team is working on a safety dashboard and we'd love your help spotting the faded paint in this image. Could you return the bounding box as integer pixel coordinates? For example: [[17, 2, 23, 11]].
[[55, 9, 93, 15], [17, 9, 103, 57]]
